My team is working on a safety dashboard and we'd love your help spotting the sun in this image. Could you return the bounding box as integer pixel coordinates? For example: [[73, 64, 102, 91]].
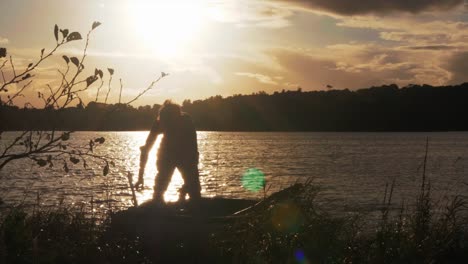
[[129, 0, 208, 58]]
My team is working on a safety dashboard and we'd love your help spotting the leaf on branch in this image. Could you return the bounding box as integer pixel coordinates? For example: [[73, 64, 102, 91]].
[[37, 159, 47, 167], [61, 132, 70, 141], [63, 161, 69, 173], [89, 140, 94, 152], [107, 68, 114, 75], [54, 24, 59, 42], [22, 74, 31, 80], [47, 155, 53, 168], [60, 29, 69, 39], [92, 21, 102, 30], [0, 47, 6, 58], [70, 57, 80, 68], [62, 55, 70, 64], [27, 63, 33, 68], [40, 48, 44, 57], [95, 68, 103, 79], [103, 163, 109, 176], [70, 156, 80, 164], [94, 137, 105, 144], [66, 32, 82, 42], [86, 75, 98, 87]]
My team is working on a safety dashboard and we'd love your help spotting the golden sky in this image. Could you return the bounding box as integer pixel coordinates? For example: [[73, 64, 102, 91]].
[[1, 0, 468, 106]]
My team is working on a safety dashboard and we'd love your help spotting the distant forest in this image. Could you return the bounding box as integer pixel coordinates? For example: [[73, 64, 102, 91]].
[[1, 83, 468, 132]]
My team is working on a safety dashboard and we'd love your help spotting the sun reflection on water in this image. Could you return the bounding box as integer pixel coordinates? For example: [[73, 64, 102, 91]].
[[129, 132, 186, 205]]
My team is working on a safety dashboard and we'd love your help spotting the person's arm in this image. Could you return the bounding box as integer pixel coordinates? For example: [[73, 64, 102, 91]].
[[135, 120, 160, 190], [142, 121, 159, 152]]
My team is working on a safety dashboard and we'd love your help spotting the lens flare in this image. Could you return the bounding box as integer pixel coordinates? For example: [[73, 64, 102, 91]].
[[241, 168, 265, 192], [295, 249, 307, 264], [271, 201, 304, 233]]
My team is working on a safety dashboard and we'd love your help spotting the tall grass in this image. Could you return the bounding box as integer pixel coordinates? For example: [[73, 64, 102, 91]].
[[0, 202, 150, 263], [1, 179, 467, 263]]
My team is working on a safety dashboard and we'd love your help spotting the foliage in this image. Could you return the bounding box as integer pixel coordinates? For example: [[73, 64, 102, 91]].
[[183, 83, 468, 131], [0, 22, 167, 173]]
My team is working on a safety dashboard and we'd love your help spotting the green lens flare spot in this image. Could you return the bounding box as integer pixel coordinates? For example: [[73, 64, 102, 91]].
[[242, 168, 265, 192]]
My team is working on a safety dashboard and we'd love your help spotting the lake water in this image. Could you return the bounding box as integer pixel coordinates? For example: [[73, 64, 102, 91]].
[[1, 132, 468, 217]]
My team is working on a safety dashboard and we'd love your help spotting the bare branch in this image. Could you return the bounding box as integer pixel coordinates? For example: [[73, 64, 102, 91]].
[[9, 56, 16, 77], [1, 69, 5, 84], [119, 78, 123, 104], [4, 80, 33, 105], [95, 78, 104, 102], [104, 73, 113, 104], [0, 21, 163, 179], [125, 75, 165, 105], [0, 59, 7, 70], [0, 41, 63, 94]]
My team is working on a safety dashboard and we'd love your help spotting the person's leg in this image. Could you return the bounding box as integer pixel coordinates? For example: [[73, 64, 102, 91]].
[[154, 159, 176, 201], [177, 162, 201, 201]]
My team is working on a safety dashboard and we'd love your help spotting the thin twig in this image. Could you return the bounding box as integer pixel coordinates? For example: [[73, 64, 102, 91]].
[[119, 78, 123, 104], [125, 75, 164, 105], [95, 79, 104, 102], [421, 137, 429, 193], [104, 74, 113, 104]]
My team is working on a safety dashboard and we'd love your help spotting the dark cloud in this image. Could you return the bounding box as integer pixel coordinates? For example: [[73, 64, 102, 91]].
[[272, 0, 464, 15], [447, 51, 468, 84], [406, 45, 457, 50]]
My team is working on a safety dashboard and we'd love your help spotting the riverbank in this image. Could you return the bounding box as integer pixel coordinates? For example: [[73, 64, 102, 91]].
[[1, 180, 467, 263]]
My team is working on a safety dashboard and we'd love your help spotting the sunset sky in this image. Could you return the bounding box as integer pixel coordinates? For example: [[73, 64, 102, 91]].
[[1, 0, 467, 106]]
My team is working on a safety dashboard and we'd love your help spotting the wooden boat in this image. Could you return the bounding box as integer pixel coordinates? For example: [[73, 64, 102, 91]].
[[109, 197, 258, 235]]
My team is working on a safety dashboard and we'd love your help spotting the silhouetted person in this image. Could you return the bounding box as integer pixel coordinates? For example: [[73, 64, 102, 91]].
[[136, 100, 201, 203]]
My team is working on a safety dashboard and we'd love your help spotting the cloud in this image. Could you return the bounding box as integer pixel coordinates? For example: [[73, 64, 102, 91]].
[[267, 45, 453, 89], [270, 0, 464, 15], [0, 37, 9, 44], [446, 51, 468, 84], [209, 0, 293, 28], [236, 72, 279, 85], [405, 45, 457, 50], [380, 32, 452, 43], [336, 15, 468, 48]]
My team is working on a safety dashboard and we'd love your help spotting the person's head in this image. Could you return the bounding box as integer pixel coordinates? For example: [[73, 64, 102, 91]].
[[158, 100, 181, 127]]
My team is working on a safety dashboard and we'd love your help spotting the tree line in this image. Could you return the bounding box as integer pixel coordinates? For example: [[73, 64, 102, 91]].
[[1, 83, 468, 132]]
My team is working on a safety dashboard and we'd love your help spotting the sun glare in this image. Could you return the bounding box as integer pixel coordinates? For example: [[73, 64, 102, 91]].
[[129, 0, 208, 58]]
